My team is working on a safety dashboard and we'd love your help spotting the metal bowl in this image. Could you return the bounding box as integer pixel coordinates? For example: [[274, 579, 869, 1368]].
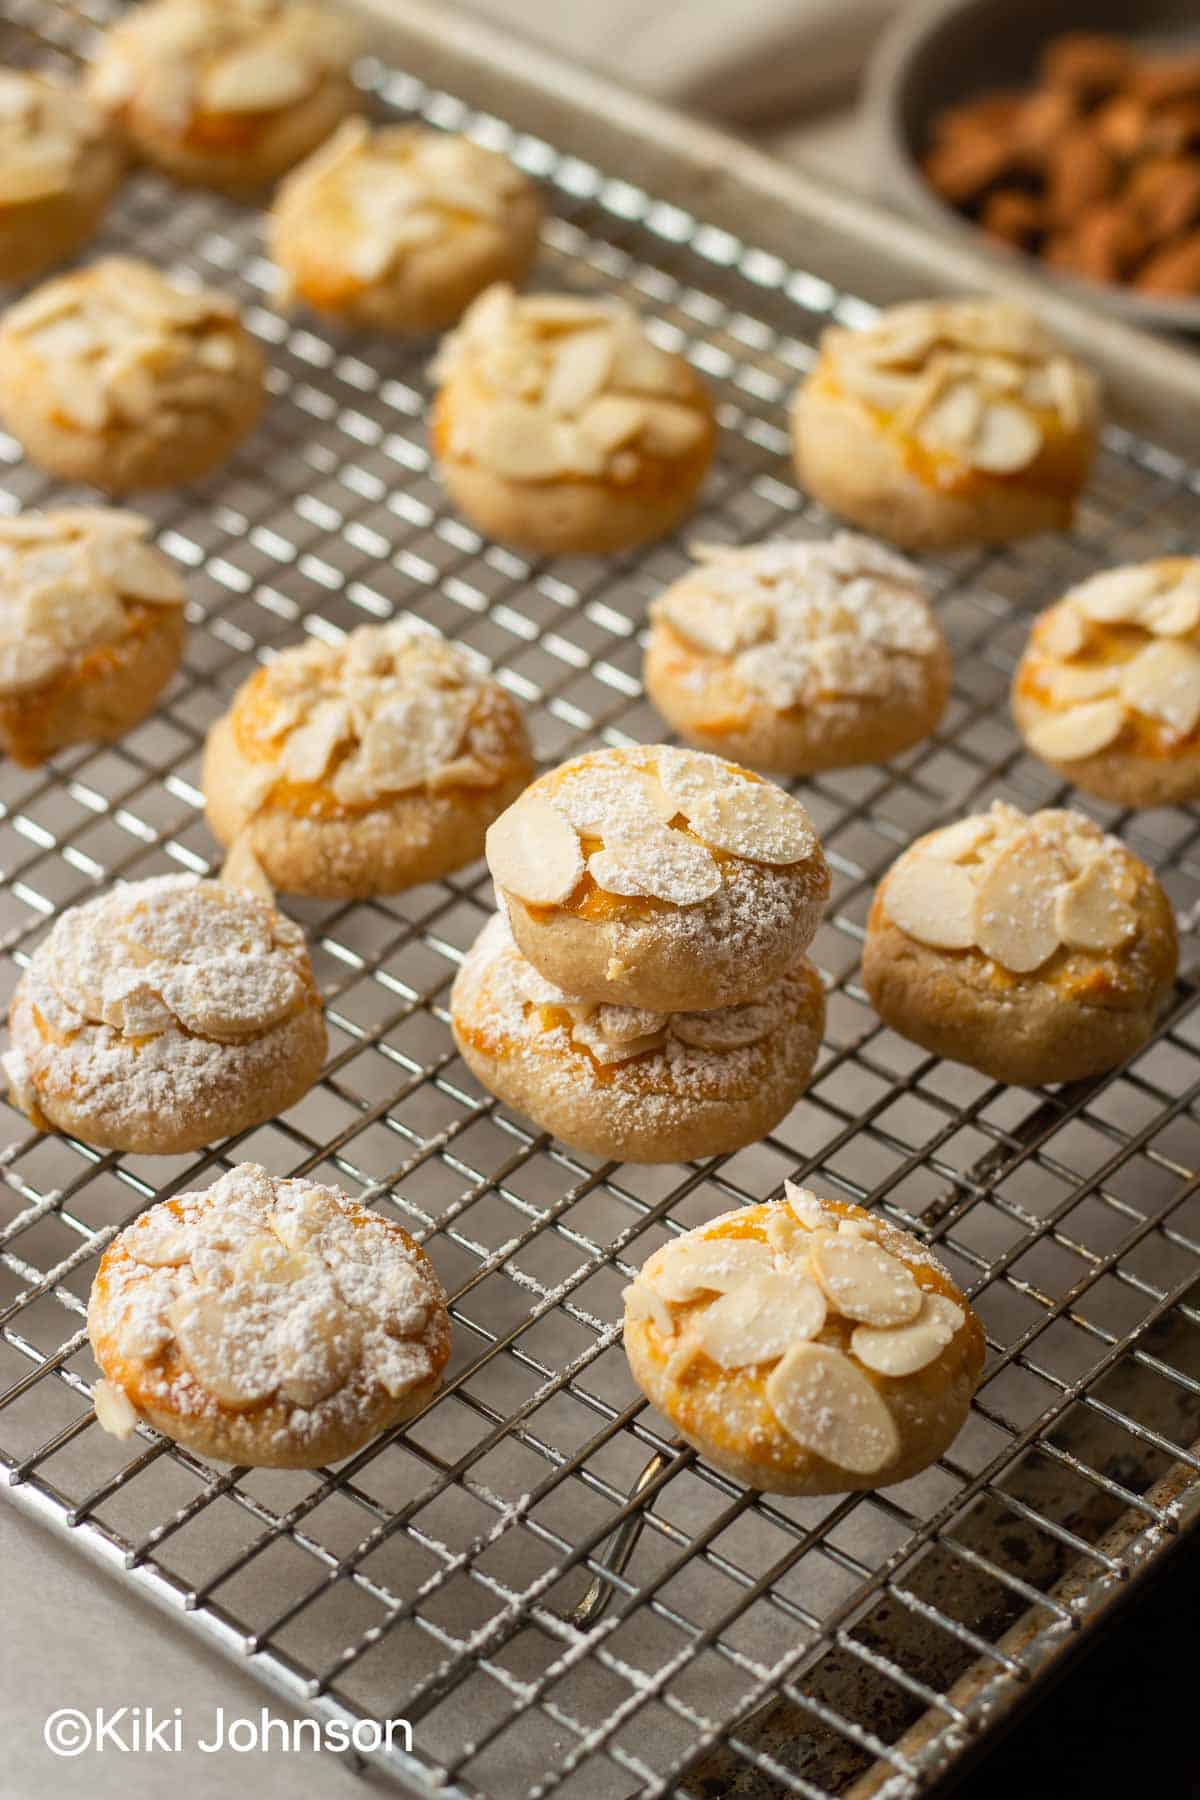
[[864, 0, 1200, 332]]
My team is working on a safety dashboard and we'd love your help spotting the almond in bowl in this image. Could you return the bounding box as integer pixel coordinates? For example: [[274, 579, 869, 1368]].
[[1013, 557, 1200, 807], [429, 285, 717, 557], [791, 296, 1099, 551]]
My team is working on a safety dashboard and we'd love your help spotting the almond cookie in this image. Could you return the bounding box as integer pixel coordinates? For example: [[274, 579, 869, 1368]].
[[0, 70, 125, 282], [430, 285, 716, 556], [270, 120, 542, 335], [862, 801, 1177, 1086], [4, 874, 326, 1153], [88, 1163, 450, 1467], [0, 508, 187, 766], [0, 258, 265, 493], [624, 1185, 984, 1494], [450, 912, 824, 1163], [792, 298, 1100, 551], [645, 532, 950, 774], [484, 745, 830, 1012], [1013, 558, 1200, 808], [84, 0, 360, 195], [203, 621, 534, 899]]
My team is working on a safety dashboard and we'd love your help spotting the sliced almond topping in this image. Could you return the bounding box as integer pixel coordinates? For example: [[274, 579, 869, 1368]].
[[1043, 663, 1122, 704], [220, 834, 274, 905], [167, 1290, 279, 1409], [486, 796, 584, 906], [93, 1379, 140, 1440], [1118, 639, 1200, 736], [623, 1280, 675, 1338], [577, 393, 648, 455], [810, 1234, 922, 1326], [764, 1202, 810, 1255], [570, 1014, 667, 1064], [279, 698, 350, 785], [969, 402, 1042, 474], [685, 781, 816, 866], [972, 835, 1067, 973], [474, 401, 568, 480], [1025, 697, 1126, 762], [1038, 603, 1088, 661], [851, 1293, 965, 1377], [765, 1342, 900, 1474], [273, 1292, 361, 1408], [1055, 857, 1139, 952], [1141, 576, 1200, 638], [645, 1236, 772, 1303], [202, 47, 314, 113], [115, 1309, 171, 1361], [1069, 564, 1164, 625], [588, 821, 722, 906], [267, 1188, 341, 1253], [695, 1270, 827, 1368], [596, 1003, 667, 1043], [100, 972, 174, 1036], [542, 328, 614, 418], [669, 997, 776, 1051], [127, 1222, 192, 1267], [925, 816, 994, 864], [635, 400, 707, 458], [160, 956, 305, 1042], [883, 857, 976, 950], [0, 637, 66, 695], [914, 379, 982, 454]]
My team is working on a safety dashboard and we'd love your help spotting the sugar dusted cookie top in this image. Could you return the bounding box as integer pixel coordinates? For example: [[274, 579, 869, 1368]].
[[818, 296, 1097, 476], [0, 508, 184, 697], [651, 532, 940, 711], [88, 1163, 449, 1462]]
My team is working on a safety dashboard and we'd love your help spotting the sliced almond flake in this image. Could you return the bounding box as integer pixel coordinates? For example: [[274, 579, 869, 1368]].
[[835, 359, 925, 413], [486, 795, 584, 906], [1047, 356, 1087, 430], [519, 294, 618, 332], [513, 957, 580, 1008], [460, 282, 519, 345], [232, 760, 280, 821], [202, 46, 314, 113], [645, 1236, 772, 1304], [273, 1292, 361, 1407], [654, 584, 773, 657], [972, 835, 1067, 973], [93, 1379, 140, 1440], [160, 956, 305, 1042], [99, 971, 174, 1036], [570, 1015, 667, 1063], [0, 635, 65, 695], [167, 1290, 280, 1409], [810, 1234, 922, 1326], [623, 1280, 675, 1338], [608, 317, 691, 397], [914, 380, 982, 454], [1068, 564, 1165, 625], [542, 328, 614, 418], [116, 1308, 171, 1360], [427, 754, 497, 791], [574, 394, 646, 458], [765, 1342, 900, 1474], [357, 688, 473, 794], [267, 1187, 341, 1253], [635, 400, 707, 458], [695, 1270, 827, 1368], [1025, 697, 1125, 763], [20, 580, 126, 650], [669, 997, 777, 1051], [474, 401, 569, 480], [279, 698, 351, 785], [851, 1293, 965, 1377], [596, 1003, 668, 1043], [1119, 639, 1200, 736], [1054, 858, 1139, 953], [219, 834, 274, 905], [1043, 663, 1122, 704], [969, 402, 1042, 474], [1037, 604, 1088, 661], [1142, 576, 1200, 638], [883, 857, 976, 950], [686, 781, 815, 866], [588, 820, 721, 905], [97, 537, 186, 604], [925, 816, 994, 864], [127, 1222, 192, 1267]]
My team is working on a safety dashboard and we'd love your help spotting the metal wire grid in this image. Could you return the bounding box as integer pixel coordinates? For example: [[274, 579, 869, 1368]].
[[1, 3, 1200, 1795]]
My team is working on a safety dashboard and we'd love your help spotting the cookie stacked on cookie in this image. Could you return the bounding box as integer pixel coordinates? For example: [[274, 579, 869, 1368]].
[[450, 745, 831, 1162]]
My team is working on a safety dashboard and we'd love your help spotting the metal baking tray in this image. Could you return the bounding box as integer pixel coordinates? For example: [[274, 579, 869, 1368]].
[[2, 1, 1200, 1794]]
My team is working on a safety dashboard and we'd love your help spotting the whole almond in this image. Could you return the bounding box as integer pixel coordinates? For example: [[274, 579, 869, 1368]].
[[1091, 94, 1148, 160], [1012, 87, 1078, 161], [924, 131, 1020, 206], [1128, 157, 1200, 244], [981, 189, 1044, 248], [1135, 231, 1200, 296], [1053, 202, 1147, 282], [1133, 54, 1200, 108], [1041, 33, 1134, 102], [1046, 126, 1117, 227]]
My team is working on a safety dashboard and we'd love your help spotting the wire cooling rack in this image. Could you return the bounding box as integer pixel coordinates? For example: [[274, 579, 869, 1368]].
[[3, 3, 1200, 1796]]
